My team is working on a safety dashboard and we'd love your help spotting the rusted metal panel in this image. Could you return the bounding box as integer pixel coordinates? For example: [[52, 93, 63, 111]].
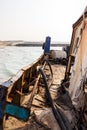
[[69, 18, 87, 109], [65, 7, 87, 80]]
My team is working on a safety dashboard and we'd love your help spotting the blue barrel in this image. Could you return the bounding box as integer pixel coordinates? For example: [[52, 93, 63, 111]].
[[44, 36, 51, 54]]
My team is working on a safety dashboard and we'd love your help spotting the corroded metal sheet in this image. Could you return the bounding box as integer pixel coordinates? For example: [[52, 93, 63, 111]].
[[69, 18, 87, 109]]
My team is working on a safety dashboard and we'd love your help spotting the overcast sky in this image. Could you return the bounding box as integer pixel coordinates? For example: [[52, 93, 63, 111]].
[[0, 0, 87, 42]]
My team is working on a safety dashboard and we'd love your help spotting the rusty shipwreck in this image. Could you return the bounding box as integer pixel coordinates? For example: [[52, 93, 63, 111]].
[[0, 7, 87, 130]]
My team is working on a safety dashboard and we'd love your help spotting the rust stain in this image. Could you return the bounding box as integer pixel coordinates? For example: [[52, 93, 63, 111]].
[[69, 18, 87, 99]]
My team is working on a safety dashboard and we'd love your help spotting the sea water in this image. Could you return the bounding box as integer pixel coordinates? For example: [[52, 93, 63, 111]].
[[0, 46, 61, 84]]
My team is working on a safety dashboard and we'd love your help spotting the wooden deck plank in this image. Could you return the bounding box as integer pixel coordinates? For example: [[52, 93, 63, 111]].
[[4, 64, 65, 130]]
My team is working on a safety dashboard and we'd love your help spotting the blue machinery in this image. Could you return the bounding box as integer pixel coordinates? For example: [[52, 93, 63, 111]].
[[43, 36, 51, 54]]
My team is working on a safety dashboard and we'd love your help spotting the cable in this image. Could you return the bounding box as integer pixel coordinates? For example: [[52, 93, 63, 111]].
[[38, 68, 72, 130]]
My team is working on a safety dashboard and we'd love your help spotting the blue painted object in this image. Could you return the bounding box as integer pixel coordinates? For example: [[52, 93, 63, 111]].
[[0, 101, 5, 118], [0, 86, 7, 119], [44, 36, 51, 54], [5, 103, 30, 121]]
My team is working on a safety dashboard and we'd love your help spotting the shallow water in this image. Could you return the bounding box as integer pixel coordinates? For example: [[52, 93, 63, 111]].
[[0, 46, 43, 83], [0, 46, 61, 83]]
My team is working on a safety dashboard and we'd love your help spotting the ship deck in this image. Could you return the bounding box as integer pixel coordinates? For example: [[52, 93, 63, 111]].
[[4, 64, 66, 130]]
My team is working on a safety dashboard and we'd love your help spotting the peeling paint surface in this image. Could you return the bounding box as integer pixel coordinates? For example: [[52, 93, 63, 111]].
[[69, 19, 87, 109]]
